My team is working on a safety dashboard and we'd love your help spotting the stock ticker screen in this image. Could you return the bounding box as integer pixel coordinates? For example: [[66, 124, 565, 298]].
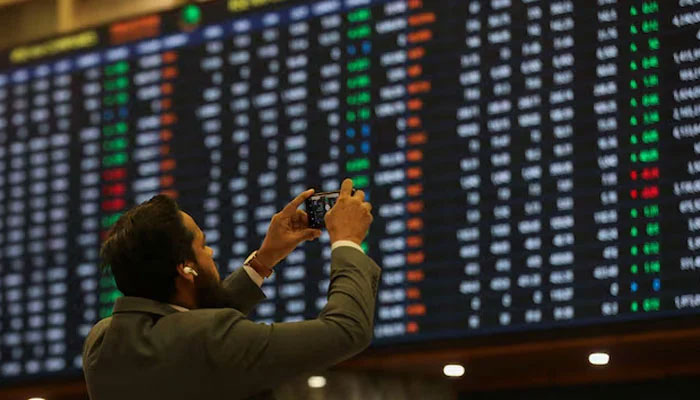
[[1, 0, 700, 381]]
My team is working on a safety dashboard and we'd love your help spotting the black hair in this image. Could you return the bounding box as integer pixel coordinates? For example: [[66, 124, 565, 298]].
[[100, 194, 196, 303]]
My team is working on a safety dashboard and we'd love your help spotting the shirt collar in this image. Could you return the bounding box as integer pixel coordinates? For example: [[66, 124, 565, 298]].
[[168, 303, 190, 312]]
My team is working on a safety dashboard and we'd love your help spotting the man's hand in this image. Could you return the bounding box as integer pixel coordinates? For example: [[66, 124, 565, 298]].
[[325, 178, 373, 246], [257, 189, 322, 268]]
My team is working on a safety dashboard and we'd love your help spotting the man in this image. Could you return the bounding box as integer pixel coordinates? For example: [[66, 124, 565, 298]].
[[82, 179, 380, 399]]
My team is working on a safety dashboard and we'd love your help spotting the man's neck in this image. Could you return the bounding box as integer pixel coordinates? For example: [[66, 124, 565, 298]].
[[168, 293, 197, 310], [171, 277, 198, 309]]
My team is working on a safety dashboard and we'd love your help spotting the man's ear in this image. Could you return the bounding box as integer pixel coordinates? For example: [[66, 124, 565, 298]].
[[176, 263, 196, 283]]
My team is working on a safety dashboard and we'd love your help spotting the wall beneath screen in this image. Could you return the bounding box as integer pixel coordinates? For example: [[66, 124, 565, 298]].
[[0, 371, 458, 400], [277, 372, 457, 400], [460, 376, 700, 400]]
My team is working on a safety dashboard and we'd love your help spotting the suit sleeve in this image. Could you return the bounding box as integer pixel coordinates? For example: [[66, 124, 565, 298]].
[[221, 266, 266, 315], [206, 246, 381, 394]]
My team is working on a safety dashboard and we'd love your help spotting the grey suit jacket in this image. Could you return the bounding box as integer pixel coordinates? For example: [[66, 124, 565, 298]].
[[83, 246, 381, 400]]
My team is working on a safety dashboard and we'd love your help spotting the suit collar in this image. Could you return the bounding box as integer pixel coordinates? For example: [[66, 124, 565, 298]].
[[112, 296, 179, 316]]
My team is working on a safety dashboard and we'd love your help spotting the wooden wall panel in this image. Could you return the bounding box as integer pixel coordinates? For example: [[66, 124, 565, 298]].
[[0, 0, 58, 50], [0, 0, 197, 50]]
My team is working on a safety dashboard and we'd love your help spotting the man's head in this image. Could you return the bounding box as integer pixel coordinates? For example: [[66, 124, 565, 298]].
[[100, 195, 228, 308]]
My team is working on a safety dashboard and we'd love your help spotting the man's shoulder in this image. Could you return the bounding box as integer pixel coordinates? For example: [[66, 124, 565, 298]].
[[162, 307, 248, 327], [140, 307, 252, 342], [169, 308, 250, 336], [82, 316, 113, 368], [85, 316, 112, 343], [85, 307, 247, 344], [83, 308, 251, 365]]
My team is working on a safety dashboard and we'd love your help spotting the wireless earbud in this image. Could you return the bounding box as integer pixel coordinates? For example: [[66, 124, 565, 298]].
[[183, 266, 199, 277]]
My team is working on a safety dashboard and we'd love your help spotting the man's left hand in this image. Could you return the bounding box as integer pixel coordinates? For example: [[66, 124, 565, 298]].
[[256, 189, 322, 268]]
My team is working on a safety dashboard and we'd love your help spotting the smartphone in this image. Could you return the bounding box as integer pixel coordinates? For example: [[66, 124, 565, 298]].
[[305, 189, 356, 229]]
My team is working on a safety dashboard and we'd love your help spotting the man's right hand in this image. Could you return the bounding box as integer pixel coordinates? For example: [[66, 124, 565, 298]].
[[325, 178, 373, 246]]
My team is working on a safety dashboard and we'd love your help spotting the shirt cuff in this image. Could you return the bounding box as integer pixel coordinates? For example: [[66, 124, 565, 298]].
[[331, 240, 365, 254], [243, 251, 264, 287]]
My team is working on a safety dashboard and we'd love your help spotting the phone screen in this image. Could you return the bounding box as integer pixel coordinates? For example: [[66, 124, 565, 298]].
[[305, 191, 341, 229]]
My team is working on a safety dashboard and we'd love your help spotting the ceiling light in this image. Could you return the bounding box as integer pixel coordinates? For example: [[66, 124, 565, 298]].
[[28, 398, 47, 400], [588, 352, 610, 366], [443, 364, 465, 377], [307, 375, 327, 388]]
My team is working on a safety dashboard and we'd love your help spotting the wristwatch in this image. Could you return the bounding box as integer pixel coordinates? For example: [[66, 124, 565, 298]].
[[244, 250, 274, 278]]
